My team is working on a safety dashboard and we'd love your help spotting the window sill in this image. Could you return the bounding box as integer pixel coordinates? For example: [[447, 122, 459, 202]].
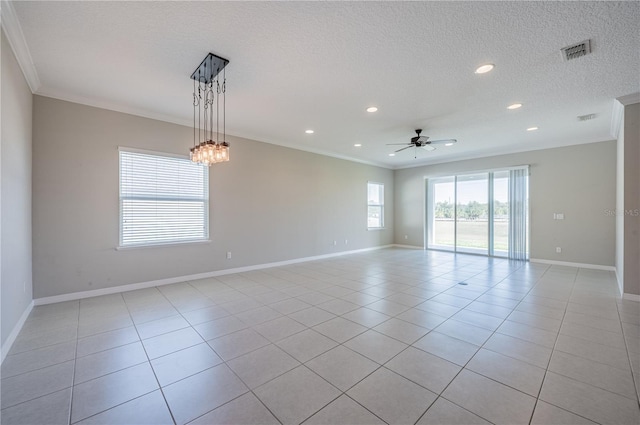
[[116, 239, 211, 250], [367, 227, 386, 231]]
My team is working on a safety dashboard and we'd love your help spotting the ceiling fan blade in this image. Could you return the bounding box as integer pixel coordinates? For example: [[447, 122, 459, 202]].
[[395, 146, 414, 153], [427, 139, 457, 145], [419, 145, 436, 151], [416, 136, 430, 143], [386, 143, 411, 146]]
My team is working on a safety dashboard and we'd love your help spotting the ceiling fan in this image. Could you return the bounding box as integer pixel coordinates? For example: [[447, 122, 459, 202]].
[[387, 129, 457, 157]]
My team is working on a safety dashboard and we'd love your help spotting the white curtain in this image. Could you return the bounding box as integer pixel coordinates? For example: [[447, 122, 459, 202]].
[[509, 168, 529, 260]]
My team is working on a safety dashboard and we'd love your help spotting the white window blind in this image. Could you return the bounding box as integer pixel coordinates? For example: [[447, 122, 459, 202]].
[[119, 149, 209, 247], [367, 182, 384, 228]]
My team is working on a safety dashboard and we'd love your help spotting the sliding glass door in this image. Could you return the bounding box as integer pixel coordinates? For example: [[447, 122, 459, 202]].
[[428, 176, 455, 251], [427, 168, 528, 259], [456, 173, 489, 255]]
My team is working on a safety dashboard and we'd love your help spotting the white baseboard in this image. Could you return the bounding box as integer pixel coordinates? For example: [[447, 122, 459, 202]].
[[34, 245, 394, 306], [1, 300, 34, 364], [530, 258, 616, 272], [391, 244, 424, 250], [623, 293, 640, 302], [615, 268, 623, 297]]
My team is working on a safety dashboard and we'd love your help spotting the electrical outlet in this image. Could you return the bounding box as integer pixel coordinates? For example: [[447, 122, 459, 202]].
[[345, 239, 348, 245], [556, 247, 562, 253], [333, 240, 337, 246], [226, 251, 232, 260], [404, 235, 408, 240]]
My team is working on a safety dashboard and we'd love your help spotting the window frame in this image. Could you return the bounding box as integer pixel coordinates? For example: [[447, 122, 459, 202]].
[[367, 181, 385, 229], [118, 147, 210, 249]]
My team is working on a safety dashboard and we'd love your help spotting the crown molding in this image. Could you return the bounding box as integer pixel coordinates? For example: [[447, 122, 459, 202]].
[[0, 0, 40, 93], [617, 92, 640, 106]]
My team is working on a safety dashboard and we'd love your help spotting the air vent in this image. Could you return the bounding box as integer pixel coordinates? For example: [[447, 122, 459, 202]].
[[578, 113, 597, 121], [561, 39, 591, 61]]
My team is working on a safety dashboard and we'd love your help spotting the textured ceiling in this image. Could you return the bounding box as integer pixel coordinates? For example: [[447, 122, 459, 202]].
[[8, 1, 640, 168]]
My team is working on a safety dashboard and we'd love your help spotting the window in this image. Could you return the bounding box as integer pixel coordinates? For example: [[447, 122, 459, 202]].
[[119, 148, 209, 247], [367, 182, 384, 228]]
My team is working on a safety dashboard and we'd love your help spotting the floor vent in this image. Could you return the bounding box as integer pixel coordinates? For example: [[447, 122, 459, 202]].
[[458, 282, 468, 286], [561, 39, 591, 61]]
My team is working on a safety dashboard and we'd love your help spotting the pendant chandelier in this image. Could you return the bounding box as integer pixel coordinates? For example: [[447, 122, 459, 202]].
[[190, 53, 229, 165]]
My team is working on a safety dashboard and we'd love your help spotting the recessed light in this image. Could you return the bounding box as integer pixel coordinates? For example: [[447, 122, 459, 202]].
[[388, 153, 396, 157], [305, 129, 314, 134], [445, 143, 454, 146], [526, 127, 538, 131], [354, 143, 362, 147], [366, 106, 378, 113], [507, 103, 522, 110], [475, 64, 495, 74]]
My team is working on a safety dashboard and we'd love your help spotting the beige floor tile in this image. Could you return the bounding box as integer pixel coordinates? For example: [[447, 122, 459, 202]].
[[312, 317, 368, 343], [483, 332, 552, 368], [306, 345, 379, 391], [466, 348, 546, 397], [192, 315, 247, 340], [413, 331, 480, 366], [288, 307, 336, 327], [435, 319, 493, 346], [189, 392, 279, 425], [163, 364, 248, 425], [417, 397, 491, 425], [207, 328, 270, 361], [373, 318, 430, 344], [74, 341, 148, 384], [560, 321, 627, 349], [452, 309, 504, 331], [252, 316, 306, 342], [180, 305, 229, 326], [227, 344, 300, 388], [555, 334, 631, 371], [1, 341, 76, 379], [142, 327, 203, 359], [0, 388, 71, 425], [76, 326, 139, 357], [276, 329, 337, 363], [539, 371, 640, 425], [497, 320, 558, 348], [347, 367, 437, 425], [442, 369, 536, 425], [548, 351, 638, 400], [303, 394, 385, 425], [71, 363, 159, 423], [151, 342, 223, 386], [1, 360, 74, 409], [342, 307, 391, 328], [386, 347, 461, 394], [395, 308, 448, 329], [254, 366, 341, 425], [531, 400, 597, 424], [75, 390, 173, 425], [343, 330, 408, 364]]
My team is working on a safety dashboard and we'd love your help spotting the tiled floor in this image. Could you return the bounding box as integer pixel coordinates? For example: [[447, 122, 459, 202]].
[[1, 248, 639, 424]]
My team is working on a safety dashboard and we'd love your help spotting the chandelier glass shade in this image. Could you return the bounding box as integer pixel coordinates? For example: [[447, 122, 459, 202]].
[[190, 53, 230, 165]]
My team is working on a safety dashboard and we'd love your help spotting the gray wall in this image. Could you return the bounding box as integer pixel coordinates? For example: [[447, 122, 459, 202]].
[[394, 141, 617, 267], [1, 30, 33, 348], [32, 96, 394, 298], [623, 103, 639, 295]]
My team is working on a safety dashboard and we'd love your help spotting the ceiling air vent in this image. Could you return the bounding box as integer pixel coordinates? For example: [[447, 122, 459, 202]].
[[561, 39, 592, 61], [578, 113, 596, 121]]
